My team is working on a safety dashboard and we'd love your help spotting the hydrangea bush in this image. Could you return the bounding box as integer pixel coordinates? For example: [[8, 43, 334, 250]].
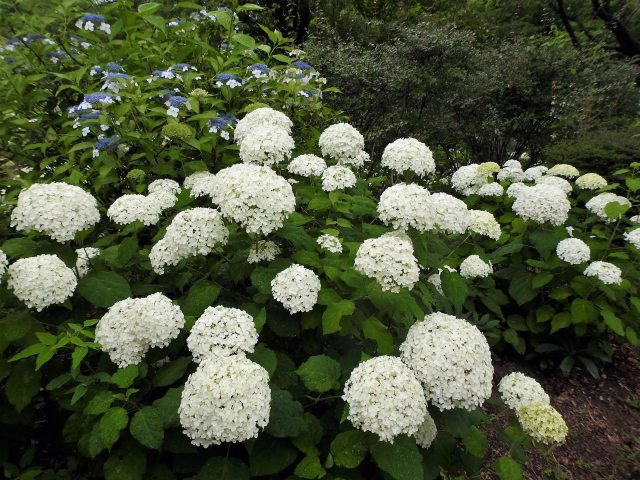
[[2, 1, 638, 479]]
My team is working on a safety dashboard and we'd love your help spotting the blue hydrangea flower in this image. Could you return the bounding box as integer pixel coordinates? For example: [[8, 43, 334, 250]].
[[292, 60, 312, 70], [170, 63, 196, 72], [48, 51, 68, 63], [106, 62, 124, 73], [84, 92, 116, 104], [94, 135, 119, 152], [168, 19, 186, 27], [76, 14, 111, 34], [248, 63, 269, 78], [299, 89, 320, 98], [208, 113, 237, 140], [78, 111, 101, 122], [90, 65, 104, 76], [215, 73, 243, 88], [165, 96, 190, 118]]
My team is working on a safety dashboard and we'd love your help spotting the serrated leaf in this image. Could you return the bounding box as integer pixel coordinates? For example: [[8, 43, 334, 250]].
[[294, 455, 325, 479], [154, 356, 191, 386], [130, 406, 164, 449], [77, 272, 132, 308], [601, 310, 625, 336], [265, 387, 305, 438], [296, 355, 341, 393], [464, 426, 488, 458], [330, 430, 368, 468], [362, 317, 394, 354], [99, 407, 129, 450], [495, 457, 523, 480], [181, 280, 221, 317], [369, 436, 423, 480], [5, 360, 41, 412], [249, 436, 298, 476], [441, 271, 468, 308], [322, 300, 355, 335], [197, 457, 249, 480], [112, 365, 138, 388]]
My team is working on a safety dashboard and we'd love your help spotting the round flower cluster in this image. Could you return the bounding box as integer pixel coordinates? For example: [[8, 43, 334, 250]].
[[7, 255, 77, 311], [187, 306, 258, 362], [318, 123, 364, 161], [234, 108, 292, 146], [149, 208, 229, 274], [339, 150, 369, 168], [342, 356, 427, 442], [11, 182, 100, 242], [107, 194, 163, 226], [624, 229, 640, 249], [377, 183, 431, 231], [585, 193, 630, 221], [271, 264, 321, 313], [469, 210, 501, 240], [161, 122, 193, 140], [287, 154, 327, 177], [381, 138, 435, 177], [75, 247, 100, 277], [317, 234, 343, 253], [498, 372, 550, 410], [239, 124, 295, 166], [179, 355, 270, 447], [183, 171, 216, 198], [506, 182, 527, 198], [477, 182, 504, 197], [512, 184, 570, 226], [148, 178, 181, 195], [556, 238, 590, 265], [536, 175, 573, 194], [497, 164, 524, 182], [210, 164, 295, 235], [451, 164, 488, 195], [460, 255, 492, 279], [247, 240, 280, 264], [321, 165, 357, 192], [584, 261, 622, 285], [523, 166, 548, 181], [414, 413, 438, 449], [426, 193, 471, 234], [631, 215, 640, 224], [576, 172, 607, 190], [427, 266, 456, 295], [95, 293, 185, 367], [400, 313, 493, 410], [0, 249, 8, 281], [547, 163, 579, 179], [354, 232, 420, 292], [516, 403, 568, 445]]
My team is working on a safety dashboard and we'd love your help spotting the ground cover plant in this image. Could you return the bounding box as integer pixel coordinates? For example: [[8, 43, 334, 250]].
[[0, 1, 639, 479]]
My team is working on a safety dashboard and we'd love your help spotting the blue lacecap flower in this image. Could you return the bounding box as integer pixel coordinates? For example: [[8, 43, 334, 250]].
[[208, 113, 237, 130], [95, 135, 119, 151], [170, 63, 192, 71], [248, 63, 269, 73], [84, 92, 114, 104], [78, 111, 101, 122], [104, 73, 129, 80], [83, 14, 106, 23], [292, 60, 312, 70], [216, 73, 242, 82], [166, 96, 188, 107], [106, 62, 124, 73]]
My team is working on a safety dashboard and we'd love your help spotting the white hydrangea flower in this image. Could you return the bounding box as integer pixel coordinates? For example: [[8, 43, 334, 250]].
[[7, 255, 77, 311], [187, 306, 258, 362], [478, 182, 504, 197], [148, 190, 178, 211], [183, 171, 217, 198], [354, 232, 420, 292], [239, 124, 295, 166], [381, 138, 435, 177], [547, 163, 579, 179], [536, 175, 573, 194], [400, 313, 493, 411], [271, 264, 321, 313], [107, 194, 164, 226], [584, 261, 622, 285], [425, 193, 471, 234], [469, 210, 501, 240], [95, 292, 185, 367], [10, 182, 100, 242], [321, 165, 357, 192], [148, 178, 181, 195], [506, 182, 527, 198], [459, 255, 492, 279], [523, 166, 548, 182], [624, 228, 640, 249], [503, 159, 522, 169], [512, 184, 570, 226], [556, 238, 590, 264], [414, 412, 437, 449], [497, 166, 524, 182], [317, 234, 343, 253], [339, 150, 369, 168], [342, 356, 427, 443], [318, 123, 364, 161], [451, 164, 488, 195], [498, 372, 550, 410], [576, 173, 607, 190], [149, 208, 229, 274], [247, 240, 280, 264], [0, 249, 8, 283], [234, 108, 292, 147], [75, 247, 100, 277], [585, 193, 630, 221], [628, 215, 640, 224], [427, 266, 456, 294], [287, 154, 327, 177], [377, 183, 431, 231], [211, 164, 295, 235], [179, 355, 270, 447], [516, 403, 568, 445]]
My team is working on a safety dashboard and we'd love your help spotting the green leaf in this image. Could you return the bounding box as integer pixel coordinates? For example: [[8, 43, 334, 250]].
[[197, 457, 249, 480], [626, 177, 640, 192], [2, 238, 38, 257], [0, 312, 34, 342], [103, 439, 146, 480], [181, 280, 221, 317], [152, 388, 182, 428], [72, 346, 89, 370], [440, 271, 468, 308], [77, 272, 132, 308], [464, 426, 488, 458], [322, 300, 355, 335], [601, 310, 625, 336], [495, 457, 523, 480], [369, 436, 423, 480], [532, 272, 553, 289], [362, 316, 394, 354], [296, 355, 341, 393], [294, 456, 325, 479], [5, 360, 41, 412], [330, 430, 368, 468], [99, 407, 129, 450], [130, 406, 164, 450], [112, 365, 139, 388], [604, 201, 629, 219], [265, 387, 305, 438], [247, 344, 277, 377], [551, 312, 572, 333], [571, 299, 597, 324], [507, 267, 536, 306], [143, 14, 167, 33], [137, 2, 161, 14], [249, 436, 298, 476], [9, 343, 47, 362], [154, 356, 191, 386], [85, 391, 114, 415]]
